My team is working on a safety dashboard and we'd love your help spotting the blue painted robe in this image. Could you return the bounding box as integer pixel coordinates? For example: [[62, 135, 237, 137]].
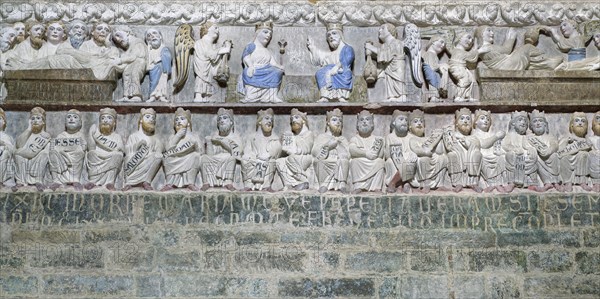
[[241, 43, 283, 89], [315, 45, 354, 90]]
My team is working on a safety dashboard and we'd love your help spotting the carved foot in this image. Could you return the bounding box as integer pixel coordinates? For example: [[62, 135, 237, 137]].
[[483, 186, 496, 193], [562, 183, 573, 193], [319, 186, 328, 194], [85, 182, 96, 190], [160, 184, 175, 192], [386, 186, 396, 194], [317, 97, 329, 103], [294, 182, 309, 191], [594, 184, 600, 193], [452, 185, 463, 193], [35, 183, 45, 192], [188, 185, 201, 192], [122, 185, 133, 192], [581, 183, 594, 192], [224, 184, 236, 191], [264, 187, 276, 193], [338, 98, 348, 103], [142, 182, 154, 191], [200, 184, 210, 191], [402, 184, 412, 194], [504, 183, 515, 193], [352, 188, 363, 195], [11, 185, 19, 192], [49, 183, 61, 191], [471, 185, 483, 193], [106, 183, 116, 191], [73, 182, 83, 191]]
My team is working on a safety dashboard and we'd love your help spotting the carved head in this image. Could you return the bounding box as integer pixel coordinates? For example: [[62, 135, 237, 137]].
[[509, 111, 529, 135], [0, 27, 17, 52], [13, 22, 25, 43], [26, 21, 45, 49], [254, 22, 273, 47], [529, 109, 548, 136], [455, 31, 474, 50], [560, 19, 578, 38], [65, 109, 82, 134], [99, 107, 117, 136], [390, 110, 409, 135], [200, 21, 218, 42], [217, 108, 234, 135], [593, 33, 600, 50], [139, 108, 156, 135], [326, 23, 343, 50], [290, 108, 308, 135], [91, 22, 111, 45], [426, 35, 446, 55], [409, 109, 425, 137], [112, 26, 132, 50], [46, 21, 67, 45], [455, 108, 472, 135], [593, 111, 600, 136], [378, 24, 396, 42], [68, 20, 88, 49], [145, 28, 162, 49], [326, 108, 343, 136], [568, 112, 588, 138], [357, 110, 374, 137], [474, 109, 492, 132], [30, 107, 46, 134], [0, 108, 6, 131], [257, 108, 274, 135], [174, 107, 192, 132], [474, 26, 494, 44]]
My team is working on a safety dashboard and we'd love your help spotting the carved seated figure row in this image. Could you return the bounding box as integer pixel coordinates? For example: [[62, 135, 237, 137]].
[[2, 20, 598, 103], [0, 107, 599, 193]]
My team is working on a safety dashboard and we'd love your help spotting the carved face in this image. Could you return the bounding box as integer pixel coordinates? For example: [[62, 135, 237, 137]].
[[475, 114, 491, 132], [459, 33, 473, 50], [570, 115, 588, 138], [13, 22, 25, 42], [409, 117, 425, 137], [65, 112, 82, 133], [483, 27, 494, 43], [217, 114, 233, 135], [46, 22, 66, 45], [327, 29, 342, 50], [0, 28, 17, 52], [146, 28, 162, 49], [70, 21, 88, 38], [141, 113, 156, 134], [512, 116, 528, 135], [0, 115, 5, 131], [593, 113, 600, 136], [112, 30, 130, 50], [99, 114, 115, 135], [259, 114, 273, 135], [455, 114, 472, 135], [30, 113, 45, 134], [175, 115, 189, 132], [593, 33, 600, 49], [378, 25, 390, 41], [291, 114, 305, 135], [560, 21, 575, 38], [357, 115, 374, 136], [328, 115, 343, 136], [256, 28, 272, 47], [29, 24, 45, 39], [393, 115, 408, 135], [92, 23, 110, 44], [530, 117, 547, 136], [430, 39, 445, 54]]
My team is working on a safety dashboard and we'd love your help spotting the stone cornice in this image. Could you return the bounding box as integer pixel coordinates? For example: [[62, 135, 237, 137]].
[[1, 1, 598, 27]]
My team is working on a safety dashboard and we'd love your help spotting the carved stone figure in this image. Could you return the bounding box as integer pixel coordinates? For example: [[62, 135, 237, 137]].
[[68, 19, 88, 49], [0, 27, 17, 100], [307, 23, 355, 103], [276, 109, 314, 191], [558, 112, 592, 192], [364, 23, 423, 102], [241, 108, 281, 191], [349, 110, 385, 193], [12, 22, 25, 44], [588, 111, 600, 192], [556, 32, 600, 71], [384, 110, 418, 193], [63, 22, 119, 80], [79, 23, 118, 58], [239, 21, 284, 103], [145, 28, 172, 103], [501, 111, 537, 191], [200, 108, 242, 191], [14, 107, 50, 191], [85, 108, 124, 190], [422, 35, 449, 102], [527, 110, 561, 192], [0, 108, 16, 188], [48, 109, 87, 190], [475, 26, 562, 70], [447, 32, 480, 102], [112, 26, 148, 102], [4, 21, 45, 69], [123, 108, 163, 191], [312, 108, 350, 193], [407, 109, 448, 193], [443, 108, 483, 192], [38, 21, 72, 58], [192, 22, 231, 102], [541, 19, 586, 61], [471, 109, 507, 192], [161, 108, 203, 191]]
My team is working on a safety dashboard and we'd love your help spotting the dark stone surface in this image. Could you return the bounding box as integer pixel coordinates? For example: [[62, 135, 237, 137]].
[[278, 278, 375, 297], [575, 251, 600, 274], [528, 251, 573, 272], [346, 251, 405, 273], [42, 275, 134, 296]]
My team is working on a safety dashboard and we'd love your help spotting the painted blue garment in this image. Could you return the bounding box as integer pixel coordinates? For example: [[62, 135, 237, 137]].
[[422, 63, 440, 89], [241, 43, 283, 89], [315, 45, 355, 90], [148, 47, 172, 92]]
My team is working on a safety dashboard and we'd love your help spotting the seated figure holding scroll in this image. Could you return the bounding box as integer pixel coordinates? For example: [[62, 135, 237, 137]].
[[124, 108, 163, 191], [349, 110, 385, 193], [85, 108, 124, 190], [15, 107, 51, 191], [48, 109, 87, 190], [312, 108, 350, 193]]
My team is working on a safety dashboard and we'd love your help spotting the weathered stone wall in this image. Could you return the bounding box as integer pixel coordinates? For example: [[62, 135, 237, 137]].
[[1, 191, 599, 298]]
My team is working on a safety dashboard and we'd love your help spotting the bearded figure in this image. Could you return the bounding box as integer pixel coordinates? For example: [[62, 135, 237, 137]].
[[312, 108, 350, 193], [200, 108, 243, 191], [384, 110, 418, 193], [527, 110, 561, 192], [4, 21, 45, 69], [14, 107, 51, 190], [112, 26, 148, 102], [145, 28, 172, 102], [407, 109, 448, 193], [48, 109, 87, 190], [12, 22, 25, 44], [558, 112, 592, 192], [349, 110, 385, 193], [276, 109, 314, 191], [241, 108, 282, 191], [123, 108, 164, 191], [588, 111, 600, 192], [68, 20, 88, 50], [443, 108, 483, 192], [501, 111, 538, 191], [471, 109, 508, 192], [0, 27, 17, 100], [0, 108, 16, 188], [161, 108, 203, 191], [85, 108, 124, 190]]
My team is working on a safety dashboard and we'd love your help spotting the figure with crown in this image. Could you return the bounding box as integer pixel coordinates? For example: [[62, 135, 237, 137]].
[[276, 109, 314, 191], [312, 108, 350, 193], [85, 108, 124, 190]]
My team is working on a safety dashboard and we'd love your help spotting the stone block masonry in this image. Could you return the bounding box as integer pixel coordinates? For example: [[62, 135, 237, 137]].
[[0, 190, 598, 298]]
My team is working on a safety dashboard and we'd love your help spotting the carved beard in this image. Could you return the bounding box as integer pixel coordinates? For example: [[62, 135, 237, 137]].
[[329, 123, 342, 136], [31, 123, 44, 134], [593, 122, 600, 136], [570, 124, 587, 138], [30, 35, 44, 50], [358, 124, 373, 136], [175, 124, 187, 133], [149, 39, 161, 49], [457, 123, 471, 135], [260, 121, 273, 135], [218, 122, 232, 135], [291, 121, 303, 135], [16, 35, 25, 43], [93, 34, 106, 45], [532, 125, 546, 136], [142, 121, 155, 135], [410, 126, 425, 137], [100, 123, 114, 135], [0, 41, 10, 52], [70, 35, 85, 49]]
